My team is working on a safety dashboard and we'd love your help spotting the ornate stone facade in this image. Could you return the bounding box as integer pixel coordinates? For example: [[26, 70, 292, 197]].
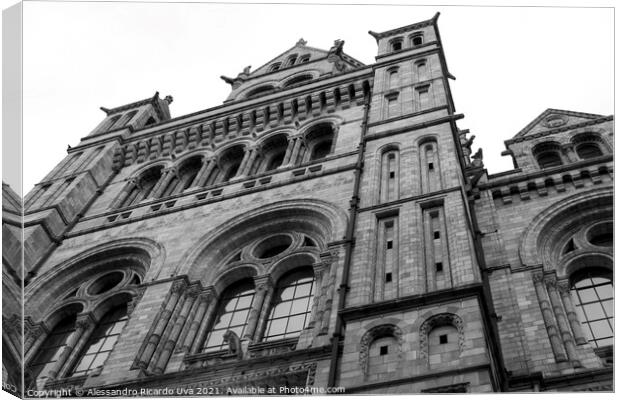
[[2, 13, 613, 396]]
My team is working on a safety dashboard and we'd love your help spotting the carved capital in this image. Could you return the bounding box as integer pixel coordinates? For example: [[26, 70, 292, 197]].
[[532, 272, 544, 283], [75, 314, 95, 330], [200, 286, 217, 303], [186, 286, 201, 299], [312, 262, 328, 278], [164, 166, 179, 177], [556, 280, 571, 294], [319, 249, 339, 265], [544, 274, 557, 289], [254, 275, 273, 294], [171, 279, 187, 294]]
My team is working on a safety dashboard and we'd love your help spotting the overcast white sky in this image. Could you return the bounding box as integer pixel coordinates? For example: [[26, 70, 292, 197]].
[[11, 1, 616, 193]]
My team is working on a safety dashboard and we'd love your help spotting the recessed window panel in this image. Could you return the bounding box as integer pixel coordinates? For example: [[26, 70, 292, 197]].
[[203, 281, 255, 352], [571, 274, 613, 348], [264, 269, 315, 341]]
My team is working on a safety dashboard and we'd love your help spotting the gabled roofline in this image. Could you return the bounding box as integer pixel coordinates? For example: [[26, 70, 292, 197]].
[[509, 108, 609, 142], [368, 12, 439, 42]]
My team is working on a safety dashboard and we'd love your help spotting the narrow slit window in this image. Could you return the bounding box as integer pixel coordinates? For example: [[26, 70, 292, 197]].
[[386, 240, 393, 249], [436, 262, 443, 272], [380, 345, 389, 356], [433, 231, 440, 240], [439, 334, 448, 344], [428, 162, 434, 170], [385, 273, 392, 283]]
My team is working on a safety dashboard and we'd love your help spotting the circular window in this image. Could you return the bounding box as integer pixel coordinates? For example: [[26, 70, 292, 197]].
[[587, 222, 613, 247], [253, 235, 293, 259], [88, 272, 124, 295]]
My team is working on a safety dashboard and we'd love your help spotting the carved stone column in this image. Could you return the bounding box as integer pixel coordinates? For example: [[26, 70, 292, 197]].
[[252, 278, 277, 342], [244, 276, 273, 341], [138, 280, 185, 369], [151, 167, 177, 199], [533, 272, 567, 362], [546, 276, 580, 366], [240, 147, 259, 177], [192, 157, 217, 187], [281, 136, 297, 166], [153, 287, 198, 374], [25, 322, 49, 363], [57, 316, 98, 377], [47, 314, 95, 380], [235, 147, 254, 179], [562, 144, 579, 163], [286, 136, 303, 167], [307, 262, 327, 330], [557, 280, 587, 345], [181, 289, 214, 353], [111, 179, 139, 209], [190, 287, 219, 354]]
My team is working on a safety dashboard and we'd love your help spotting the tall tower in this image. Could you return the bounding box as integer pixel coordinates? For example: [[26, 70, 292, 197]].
[[337, 14, 501, 392]]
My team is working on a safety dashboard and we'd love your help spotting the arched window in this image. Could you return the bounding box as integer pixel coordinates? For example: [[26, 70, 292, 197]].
[[572, 132, 608, 160], [260, 134, 289, 172], [533, 142, 563, 169], [390, 38, 403, 52], [246, 85, 276, 99], [284, 75, 313, 88], [269, 63, 281, 71], [70, 304, 128, 377], [287, 54, 298, 66], [120, 166, 163, 208], [570, 271, 613, 348], [218, 146, 245, 183], [305, 123, 335, 162], [263, 269, 315, 341], [576, 143, 603, 159], [29, 314, 76, 388], [411, 34, 424, 46], [176, 157, 203, 192], [203, 280, 256, 352]]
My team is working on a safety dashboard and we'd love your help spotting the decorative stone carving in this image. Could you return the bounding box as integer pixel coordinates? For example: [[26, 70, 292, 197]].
[[419, 313, 465, 360], [171, 279, 187, 294], [222, 330, 242, 360], [358, 324, 404, 377], [127, 286, 146, 316]]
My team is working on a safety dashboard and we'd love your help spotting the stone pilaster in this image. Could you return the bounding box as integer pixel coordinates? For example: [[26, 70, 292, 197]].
[[533, 272, 567, 362]]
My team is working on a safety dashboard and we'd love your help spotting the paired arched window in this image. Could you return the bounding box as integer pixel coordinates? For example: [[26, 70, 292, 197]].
[[203, 268, 315, 351], [27, 255, 146, 388], [200, 232, 320, 352]]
